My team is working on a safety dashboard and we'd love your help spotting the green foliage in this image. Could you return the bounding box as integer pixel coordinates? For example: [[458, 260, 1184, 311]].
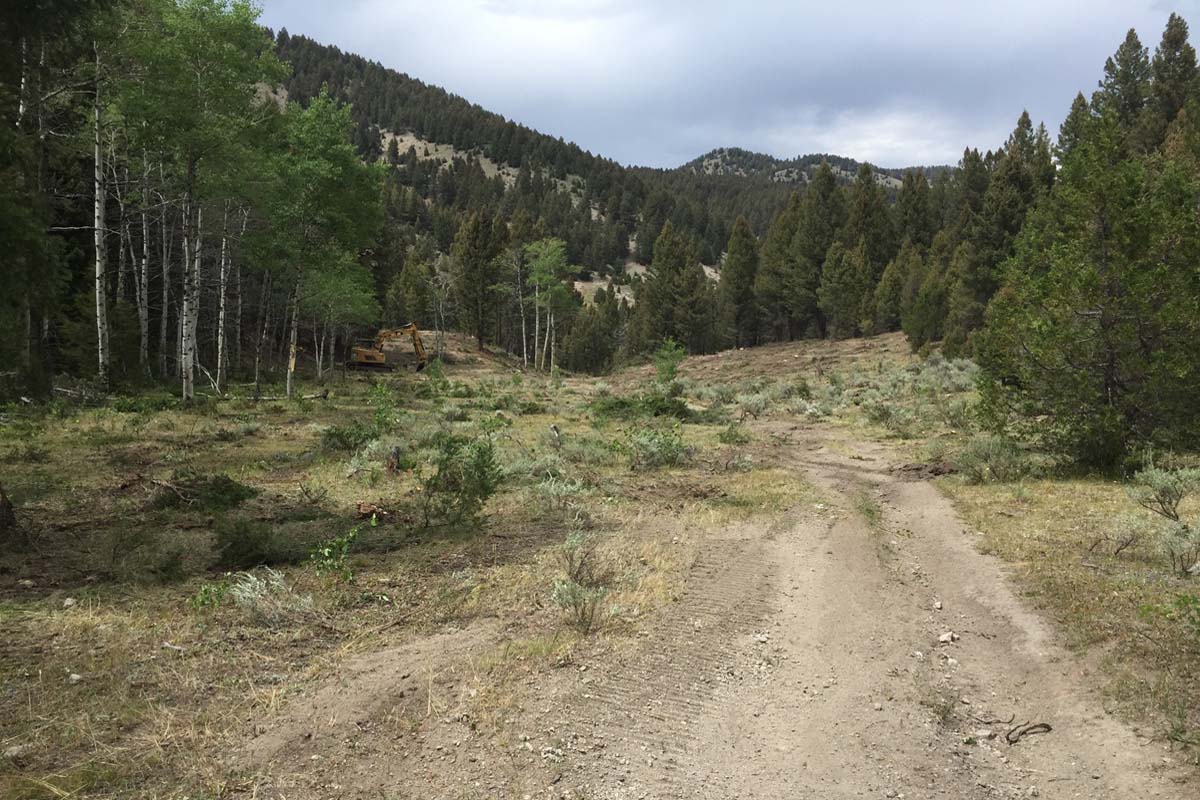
[[628, 425, 687, 470], [418, 434, 503, 529], [977, 106, 1200, 467], [1142, 594, 1200, 643], [955, 435, 1036, 485], [1129, 460, 1200, 574], [653, 338, 687, 384], [322, 421, 376, 453], [153, 471, 258, 512], [190, 576, 231, 613], [552, 578, 607, 634], [213, 517, 294, 570], [719, 216, 760, 347], [818, 240, 873, 339], [310, 523, 365, 581], [718, 422, 751, 445]]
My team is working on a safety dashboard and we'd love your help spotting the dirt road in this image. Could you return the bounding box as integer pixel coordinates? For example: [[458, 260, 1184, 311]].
[[241, 430, 1192, 798]]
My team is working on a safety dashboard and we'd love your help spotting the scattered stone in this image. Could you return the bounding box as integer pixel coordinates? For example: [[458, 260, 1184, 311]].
[[938, 631, 959, 644], [67, 673, 82, 685], [934, 600, 943, 611], [753, 632, 770, 644], [17, 579, 34, 589], [974, 729, 996, 740], [62, 597, 77, 609], [3, 744, 31, 766], [873, 702, 884, 711]]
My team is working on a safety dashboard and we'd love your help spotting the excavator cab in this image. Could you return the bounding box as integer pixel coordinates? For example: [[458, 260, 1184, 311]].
[[348, 323, 428, 371]]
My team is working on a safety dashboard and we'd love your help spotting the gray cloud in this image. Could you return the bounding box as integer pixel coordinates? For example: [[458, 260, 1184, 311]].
[[259, 0, 1200, 168]]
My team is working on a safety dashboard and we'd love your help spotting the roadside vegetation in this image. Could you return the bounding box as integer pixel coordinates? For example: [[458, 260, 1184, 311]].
[[0, 337, 816, 797]]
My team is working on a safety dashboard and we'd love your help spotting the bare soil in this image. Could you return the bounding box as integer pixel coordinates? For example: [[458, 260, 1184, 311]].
[[234, 425, 1193, 799]]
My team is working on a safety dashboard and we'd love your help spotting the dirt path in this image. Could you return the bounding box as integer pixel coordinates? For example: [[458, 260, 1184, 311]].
[[237, 430, 1193, 798]]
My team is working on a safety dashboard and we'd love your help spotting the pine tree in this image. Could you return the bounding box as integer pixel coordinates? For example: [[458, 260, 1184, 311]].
[[978, 105, 1200, 466], [1094, 29, 1151, 130], [895, 170, 935, 248], [791, 161, 845, 337], [1057, 92, 1092, 161], [841, 163, 897, 276], [451, 211, 503, 349], [754, 192, 802, 341], [901, 231, 954, 349], [818, 239, 872, 339], [874, 240, 922, 333], [1145, 13, 1199, 147], [719, 216, 759, 347]]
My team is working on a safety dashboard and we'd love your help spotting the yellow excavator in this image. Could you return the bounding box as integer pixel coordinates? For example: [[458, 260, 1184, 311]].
[[348, 323, 428, 371]]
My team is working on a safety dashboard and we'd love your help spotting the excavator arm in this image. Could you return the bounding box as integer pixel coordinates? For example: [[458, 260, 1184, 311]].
[[349, 323, 427, 371]]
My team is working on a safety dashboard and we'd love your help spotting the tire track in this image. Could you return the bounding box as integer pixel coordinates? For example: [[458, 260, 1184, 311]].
[[577, 534, 781, 796]]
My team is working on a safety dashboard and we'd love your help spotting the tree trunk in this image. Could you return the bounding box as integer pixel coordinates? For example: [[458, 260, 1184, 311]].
[[93, 42, 109, 387], [253, 271, 271, 395], [285, 288, 300, 400], [137, 156, 150, 373], [533, 283, 541, 370], [541, 309, 552, 372], [517, 263, 528, 368], [233, 209, 247, 374], [215, 205, 229, 393], [180, 192, 201, 401]]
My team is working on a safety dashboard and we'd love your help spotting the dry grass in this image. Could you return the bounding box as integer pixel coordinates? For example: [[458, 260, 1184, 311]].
[[0, 335, 814, 797], [945, 478, 1200, 749]]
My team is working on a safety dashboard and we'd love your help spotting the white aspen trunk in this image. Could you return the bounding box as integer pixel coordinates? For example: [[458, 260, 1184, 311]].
[[285, 288, 300, 399], [517, 264, 527, 368], [215, 205, 229, 393], [114, 162, 127, 303], [541, 308, 552, 372], [533, 283, 541, 370], [550, 312, 557, 373], [254, 271, 271, 394], [18, 37, 27, 125], [179, 198, 193, 400], [158, 169, 172, 377], [92, 43, 109, 386], [312, 322, 323, 379], [137, 158, 150, 373], [233, 208, 247, 372]]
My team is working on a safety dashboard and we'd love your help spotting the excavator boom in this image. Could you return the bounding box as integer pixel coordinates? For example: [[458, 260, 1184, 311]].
[[347, 323, 428, 371]]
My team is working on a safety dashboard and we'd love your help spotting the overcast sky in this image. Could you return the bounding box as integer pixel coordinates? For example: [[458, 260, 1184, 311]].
[[258, 0, 1200, 169]]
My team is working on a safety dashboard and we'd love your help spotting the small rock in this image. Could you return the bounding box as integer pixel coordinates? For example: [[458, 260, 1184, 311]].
[[873, 702, 883, 711], [17, 579, 34, 589], [974, 729, 996, 740], [934, 600, 943, 611], [938, 631, 959, 644], [67, 673, 82, 685], [3, 744, 31, 765], [62, 597, 77, 609], [884, 790, 898, 798], [753, 632, 770, 644]]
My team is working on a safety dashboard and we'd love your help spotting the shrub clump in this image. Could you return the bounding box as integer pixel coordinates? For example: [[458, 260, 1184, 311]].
[[628, 425, 687, 470], [1129, 461, 1200, 575], [955, 435, 1036, 484], [322, 421, 376, 453], [229, 568, 314, 626], [553, 526, 610, 634], [153, 471, 258, 512], [213, 516, 296, 569], [418, 433, 503, 529]]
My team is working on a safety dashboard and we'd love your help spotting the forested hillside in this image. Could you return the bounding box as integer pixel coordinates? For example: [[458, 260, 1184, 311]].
[[3, 1, 1200, 466]]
